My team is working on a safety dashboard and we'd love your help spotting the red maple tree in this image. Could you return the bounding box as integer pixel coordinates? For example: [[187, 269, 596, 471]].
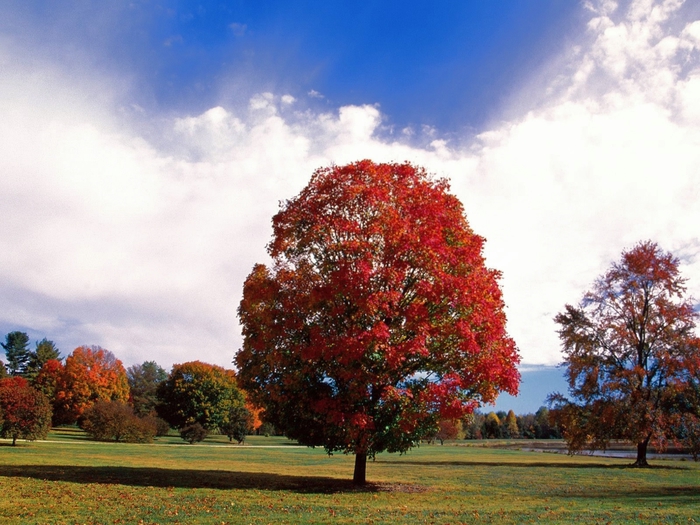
[[237, 160, 520, 484], [0, 376, 52, 445], [550, 241, 700, 466], [33, 359, 63, 397]]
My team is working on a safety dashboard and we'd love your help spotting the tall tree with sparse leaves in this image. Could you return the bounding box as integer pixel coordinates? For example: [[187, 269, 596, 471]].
[[237, 160, 520, 484], [550, 241, 700, 466]]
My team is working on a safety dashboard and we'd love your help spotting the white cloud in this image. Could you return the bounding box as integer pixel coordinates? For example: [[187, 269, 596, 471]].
[[0, 0, 699, 370], [453, 0, 700, 363], [229, 23, 247, 37], [281, 94, 296, 105]]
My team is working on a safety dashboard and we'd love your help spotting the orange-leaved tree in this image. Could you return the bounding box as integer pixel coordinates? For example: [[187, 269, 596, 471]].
[[550, 241, 700, 466], [236, 160, 520, 484], [245, 400, 263, 433], [52, 346, 130, 424]]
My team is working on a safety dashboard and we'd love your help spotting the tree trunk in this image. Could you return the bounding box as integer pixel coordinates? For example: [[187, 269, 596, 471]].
[[353, 452, 367, 485], [632, 436, 650, 467], [11, 435, 16, 446]]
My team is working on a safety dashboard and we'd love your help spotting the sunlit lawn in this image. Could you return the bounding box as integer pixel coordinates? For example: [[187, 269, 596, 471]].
[[1, 429, 698, 524]]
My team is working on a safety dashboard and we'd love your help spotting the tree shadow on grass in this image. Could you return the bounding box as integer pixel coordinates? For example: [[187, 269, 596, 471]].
[[570, 485, 700, 504], [0, 465, 406, 494]]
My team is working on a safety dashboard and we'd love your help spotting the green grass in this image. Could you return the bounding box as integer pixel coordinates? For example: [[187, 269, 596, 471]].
[[1, 431, 698, 524]]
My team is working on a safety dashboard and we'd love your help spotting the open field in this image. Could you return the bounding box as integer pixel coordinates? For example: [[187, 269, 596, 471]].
[[1, 430, 699, 524]]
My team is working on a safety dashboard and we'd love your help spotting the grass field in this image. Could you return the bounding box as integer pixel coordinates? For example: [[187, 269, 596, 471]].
[[1, 430, 698, 524]]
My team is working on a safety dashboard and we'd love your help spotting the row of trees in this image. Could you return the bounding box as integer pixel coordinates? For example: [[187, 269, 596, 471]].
[[0, 340, 260, 445], [464, 407, 560, 440], [429, 407, 560, 444]]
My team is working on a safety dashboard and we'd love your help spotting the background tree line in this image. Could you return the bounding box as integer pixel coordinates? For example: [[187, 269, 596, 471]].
[[0, 336, 260, 445], [428, 407, 560, 444], [0, 327, 558, 448]]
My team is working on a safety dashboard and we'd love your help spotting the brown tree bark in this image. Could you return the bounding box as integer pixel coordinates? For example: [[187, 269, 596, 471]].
[[353, 452, 367, 485]]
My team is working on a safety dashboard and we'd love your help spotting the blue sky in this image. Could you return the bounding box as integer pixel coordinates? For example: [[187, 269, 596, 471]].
[[1, 0, 700, 412], [4, 1, 582, 132]]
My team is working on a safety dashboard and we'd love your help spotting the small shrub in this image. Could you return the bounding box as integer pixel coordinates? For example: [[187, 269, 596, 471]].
[[143, 414, 171, 437], [220, 405, 252, 444], [122, 415, 158, 443], [180, 423, 207, 444], [258, 422, 277, 437]]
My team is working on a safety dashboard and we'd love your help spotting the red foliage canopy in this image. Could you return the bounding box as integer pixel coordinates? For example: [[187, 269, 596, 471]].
[[0, 376, 52, 445], [34, 359, 63, 398], [236, 161, 519, 482]]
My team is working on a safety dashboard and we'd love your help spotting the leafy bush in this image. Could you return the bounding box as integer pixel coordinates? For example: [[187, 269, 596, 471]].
[[80, 400, 156, 443], [120, 415, 158, 443], [180, 422, 208, 444], [220, 405, 253, 443], [258, 422, 277, 437], [142, 413, 170, 436]]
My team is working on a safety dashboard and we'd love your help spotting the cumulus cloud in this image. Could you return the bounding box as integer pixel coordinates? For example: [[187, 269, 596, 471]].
[[0, 0, 699, 369]]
